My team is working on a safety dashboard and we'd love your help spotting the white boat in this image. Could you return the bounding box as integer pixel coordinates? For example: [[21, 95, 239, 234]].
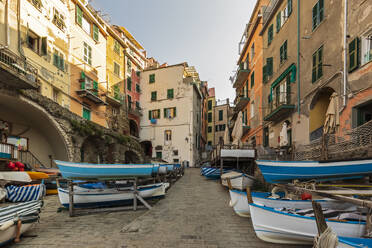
[[249, 203, 365, 245], [228, 190, 354, 217], [58, 183, 168, 208], [0, 200, 42, 245], [0, 172, 31, 183], [221, 171, 254, 190]]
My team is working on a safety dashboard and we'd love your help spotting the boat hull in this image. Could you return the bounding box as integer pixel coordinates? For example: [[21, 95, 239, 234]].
[[58, 183, 167, 208], [228, 190, 354, 217], [249, 203, 365, 245], [0, 223, 34, 246], [338, 236, 372, 248], [55, 160, 159, 179], [257, 159, 372, 183], [221, 172, 254, 190]]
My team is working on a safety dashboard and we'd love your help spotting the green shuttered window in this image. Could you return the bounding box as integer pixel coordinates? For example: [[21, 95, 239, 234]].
[[167, 89, 174, 99], [288, 0, 292, 16], [280, 41, 288, 64], [349, 38, 360, 72], [268, 25, 274, 45], [93, 24, 99, 41], [312, 46, 323, 83], [151, 91, 157, 101], [250, 71, 255, 88], [312, 0, 324, 30], [276, 12, 281, 33], [76, 5, 83, 26], [149, 74, 155, 83]]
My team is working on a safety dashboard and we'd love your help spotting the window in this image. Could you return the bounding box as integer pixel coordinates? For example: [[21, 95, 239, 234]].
[[355, 101, 372, 127], [271, 75, 291, 108], [27, 31, 47, 56], [219, 110, 223, 121], [165, 130, 172, 141], [264, 57, 273, 82], [149, 109, 160, 119], [127, 77, 132, 91], [349, 38, 360, 72], [136, 84, 141, 93], [114, 40, 120, 54], [151, 91, 157, 101], [127, 60, 132, 73], [312, 0, 324, 30], [83, 42, 92, 65], [173, 150, 178, 156], [114, 62, 120, 77], [245, 81, 249, 97], [167, 89, 174, 99], [28, 0, 42, 10], [208, 112, 212, 123], [312, 46, 323, 83], [76, 5, 83, 26], [127, 95, 132, 109], [52, 8, 66, 32], [208, 100, 213, 110], [268, 24, 274, 46], [173, 159, 179, 163], [156, 152, 162, 159], [276, 11, 281, 33], [208, 126, 212, 133], [53, 88, 59, 103], [288, 0, 292, 16], [250, 71, 255, 88], [82, 16, 91, 34], [135, 101, 140, 110], [93, 24, 99, 42], [53, 49, 65, 71], [215, 125, 219, 132], [164, 107, 176, 118], [207, 141, 212, 146], [242, 110, 247, 125], [149, 74, 155, 83], [251, 43, 255, 60], [280, 40, 288, 64], [82, 107, 91, 121], [80, 73, 98, 95], [217, 124, 226, 131], [250, 101, 255, 118], [361, 32, 372, 65]]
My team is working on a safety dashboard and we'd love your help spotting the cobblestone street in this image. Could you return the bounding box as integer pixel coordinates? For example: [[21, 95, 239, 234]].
[[10, 169, 307, 248]]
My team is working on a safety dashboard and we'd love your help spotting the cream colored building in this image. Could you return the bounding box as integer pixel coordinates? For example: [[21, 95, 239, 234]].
[[140, 63, 202, 167]]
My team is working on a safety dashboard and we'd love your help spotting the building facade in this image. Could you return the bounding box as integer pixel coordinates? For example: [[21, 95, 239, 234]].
[[213, 99, 231, 145], [139, 63, 202, 167], [207, 88, 216, 147]]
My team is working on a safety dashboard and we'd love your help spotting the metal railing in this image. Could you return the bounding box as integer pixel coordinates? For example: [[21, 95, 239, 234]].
[[0, 48, 38, 84], [266, 91, 291, 115], [0, 142, 17, 160], [18, 150, 47, 168]]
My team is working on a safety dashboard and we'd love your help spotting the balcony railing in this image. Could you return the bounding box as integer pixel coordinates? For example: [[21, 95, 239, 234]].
[[76, 81, 107, 105], [106, 86, 124, 107], [0, 142, 17, 160], [264, 91, 295, 122], [0, 48, 39, 89], [128, 102, 142, 116], [232, 62, 250, 89], [234, 95, 250, 113]]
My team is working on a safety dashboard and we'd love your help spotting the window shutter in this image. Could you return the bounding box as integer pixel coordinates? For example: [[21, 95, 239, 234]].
[[149, 110, 152, 120], [263, 65, 267, 83], [173, 107, 176, 117], [41, 37, 47, 56], [349, 38, 358, 72], [60, 56, 64, 71], [312, 4, 318, 30], [276, 13, 281, 33], [93, 81, 98, 90], [284, 41, 288, 60], [76, 5, 83, 26], [319, 0, 324, 23], [318, 47, 323, 78], [250, 71, 255, 88], [81, 71, 86, 79], [280, 45, 283, 63], [53, 52, 59, 67], [157, 109, 161, 118], [164, 108, 167, 118], [267, 57, 273, 76], [357, 37, 361, 68], [312, 52, 317, 83], [288, 0, 292, 16], [286, 79, 291, 104], [93, 24, 99, 41]]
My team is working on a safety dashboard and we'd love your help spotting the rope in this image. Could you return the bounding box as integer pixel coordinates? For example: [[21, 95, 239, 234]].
[[313, 226, 338, 248]]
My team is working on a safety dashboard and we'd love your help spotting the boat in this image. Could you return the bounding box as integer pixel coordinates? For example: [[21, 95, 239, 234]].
[[58, 182, 168, 208], [338, 236, 372, 248], [0, 200, 42, 246], [256, 158, 372, 183], [0, 172, 31, 183], [202, 167, 232, 179], [6, 184, 46, 202], [26, 171, 49, 180], [228, 190, 354, 217], [55, 160, 160, 179], [221, 171, 255, 190], [249, 203, 365, 245]]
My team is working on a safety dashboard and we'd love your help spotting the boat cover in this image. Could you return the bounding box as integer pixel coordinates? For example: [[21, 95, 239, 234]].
[[6, 184, 45, 202]]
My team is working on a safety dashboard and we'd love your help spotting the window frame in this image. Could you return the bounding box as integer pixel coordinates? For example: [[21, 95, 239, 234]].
[[218, 110, 223, 121], [149, 74, 155, 83], [312, 46, 323, 83], [167, 89, 174, 99], [151, 91, 157, 101], [114, 62, 120, 77], [83, 42, 92, 66], [165, 130, 172, 141]]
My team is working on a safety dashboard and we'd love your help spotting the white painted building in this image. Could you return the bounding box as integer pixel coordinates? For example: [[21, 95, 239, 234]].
[[140, 63, 202, 167]]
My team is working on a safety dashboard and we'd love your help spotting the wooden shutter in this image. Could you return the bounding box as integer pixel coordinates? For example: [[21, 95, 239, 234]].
[[349, 38, 360, 72], [312, 52, 317, 83], [173, 107, 176, 117], [284, 41, 288, 60], [317, 47, 323, 79], [263, 65, 267, 83], [93, 24, 99, 41], [76, 5, 83, 26], [319, 0, 324, 23], [149, 110, 152, 120], [276, 12, 281, 33], [312, 3, 318, 30], [41, 37, 47, 56], [288, 0, 292, 16], [250, 71, 255, 88], [280, 45, 283, 63], [267, 57, 273, 76], [164, 108, 167, 118]]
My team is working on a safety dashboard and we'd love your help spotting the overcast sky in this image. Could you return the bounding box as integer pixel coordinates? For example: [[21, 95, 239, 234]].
[[91, 0, 255, 102]]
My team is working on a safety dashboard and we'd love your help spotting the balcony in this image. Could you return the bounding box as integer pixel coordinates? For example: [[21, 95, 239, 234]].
[[234, 96, 250, 113], [264, 91, 295, 122], [76, 81, 107, 105], [106, 85, 123, 107], [242, 125, 251, 137], [233, 62, 250, 89], [0, 48, 39, 89], [128, 102, 142, 116]]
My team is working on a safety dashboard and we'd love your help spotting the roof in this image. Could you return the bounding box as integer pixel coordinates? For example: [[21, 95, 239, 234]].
[[142, 62, 188, 72], [117, 26, 144, 50]]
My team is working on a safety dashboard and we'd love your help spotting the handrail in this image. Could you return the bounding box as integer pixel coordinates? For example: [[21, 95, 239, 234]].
[[18, 150, 47, 168], [0, 142, 16, 160]]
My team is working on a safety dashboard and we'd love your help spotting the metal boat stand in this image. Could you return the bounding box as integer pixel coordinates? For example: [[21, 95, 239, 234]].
[[57, 177, 152, 217]]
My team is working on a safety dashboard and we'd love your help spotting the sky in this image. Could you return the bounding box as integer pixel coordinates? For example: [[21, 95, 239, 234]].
[[90, 0, 255, 102]]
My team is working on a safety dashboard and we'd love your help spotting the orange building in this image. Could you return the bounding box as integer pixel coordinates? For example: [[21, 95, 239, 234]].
[[233, 0, 269, 146]]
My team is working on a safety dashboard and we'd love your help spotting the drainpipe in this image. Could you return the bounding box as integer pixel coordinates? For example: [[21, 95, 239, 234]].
[[297, 0, 301, 115], [17, 0, 25, 58], [5, 0, 9, 46], [342, 0, 348, 110]]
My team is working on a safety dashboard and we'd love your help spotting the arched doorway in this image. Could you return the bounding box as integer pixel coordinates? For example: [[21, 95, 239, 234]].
[[309, 87, 335, 141], [80, 136, 106, 163], [125, 150, 139, 163], [140, 141, 152, 157], [0, 93, 70, 167], [129, 119, 139, 137]]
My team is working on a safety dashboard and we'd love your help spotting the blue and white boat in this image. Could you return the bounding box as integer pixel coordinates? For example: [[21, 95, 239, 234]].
[[249, 203, 365, 245], [228, 190, 354, 217], [58, 183, 168, 208], [256, 158, 372, 183], [221, 171, 255, 190], [338, 236, 372, 248], [55, 160, 160, 179]]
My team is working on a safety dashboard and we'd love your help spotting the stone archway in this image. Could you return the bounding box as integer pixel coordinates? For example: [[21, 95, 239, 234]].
[[80, 136, 106, 163], [0, 92, 71, 167], [309, 87, 335, 141], [140, 141, 152, 157]]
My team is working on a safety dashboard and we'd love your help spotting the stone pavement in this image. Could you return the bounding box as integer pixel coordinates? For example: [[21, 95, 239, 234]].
[[9, 168, 308, 248]]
